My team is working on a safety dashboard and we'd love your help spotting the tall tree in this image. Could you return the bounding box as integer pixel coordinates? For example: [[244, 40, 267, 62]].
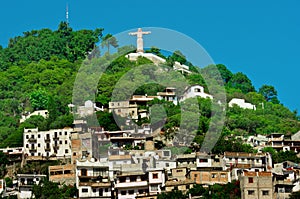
[[259, 84, 279, 104], [227, 72, 255, 93], [101, 34, 119, 54]]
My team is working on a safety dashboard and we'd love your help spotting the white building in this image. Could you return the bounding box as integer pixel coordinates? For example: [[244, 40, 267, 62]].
[[76, 159, 112, 199], [0, 179, 5, 196], [157, 87, 178, 105], [147, 168, 165, 196], [115, 172, 149, 199], [180, 85, 213, 102], [228, 98, 256, 110], [17, 174, 46, 199], [20, 110, 48, 123], [23, 128, 73, 159]]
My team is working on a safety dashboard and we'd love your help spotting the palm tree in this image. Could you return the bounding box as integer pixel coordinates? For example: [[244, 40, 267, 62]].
[[101, 34, 118, 55]]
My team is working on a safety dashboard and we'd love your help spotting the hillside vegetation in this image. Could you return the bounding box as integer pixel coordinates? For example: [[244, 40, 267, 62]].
[[0, 22, 299, 152]]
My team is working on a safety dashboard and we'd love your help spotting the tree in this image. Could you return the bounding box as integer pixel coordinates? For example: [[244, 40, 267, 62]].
[[0, 152, 8, 178], [259, 84, 279, 104], [101, 34, 119, 54], [29, 89, 49, 110], [157, 189, 187, 199], [227, 72, 255, 93]]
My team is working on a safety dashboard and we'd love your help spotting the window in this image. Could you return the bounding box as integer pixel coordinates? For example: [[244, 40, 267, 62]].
[[59, 141, 62, 144], [152, 173, 158, 179], [81, 169, 87, 176], [248, 190, 254, 195], [73, 152, 76, 156], [38, 144, 40, 147], [93, 188, 96, 192], [128, 190, 134, 195], [26, 135, 29, 139], [211, 173, 217, 178], [199, 159, 208, 163], [38, 134, 40, 138], [262, 190, 269, 195], [248, 177, 253, 183], [138, 189, 144, 194], [65, 140, 68, 144], [65, 149, 69, 154], [221, 174, 226, 178], [65, 131, 67, 135], [59, 132, 62, 136], [166, 163, 170, 167], [151, 185, 158, 191], [177, 169, 183, 173], [82, 188, 88, 193], [26, 144, 29, 148], [105, 188, 108, 192], [38, 153, 41, 156], [121, 191, 126, 195], [163, 151, 170, 156]]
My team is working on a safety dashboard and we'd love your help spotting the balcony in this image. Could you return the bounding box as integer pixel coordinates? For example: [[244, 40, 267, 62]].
[[115, 181, 148, 188], [29, 148, 37, 152], [52, 145, 59, 150], [45, 147, 51, 152], [28, 137, 37, 142], [44, 138, 51, 142], [79, 181, 111, 187], [53, 137, 59, 141]]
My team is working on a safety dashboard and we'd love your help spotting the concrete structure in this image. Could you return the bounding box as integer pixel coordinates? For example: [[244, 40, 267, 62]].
[[179, 85, 213, 102], [115, 172, 149, 199], [23, 128, 73, 159], [0, 179, 5, 196], [109, 101, 138, 120], [20, 110, 48, 123], [176, 154, 197, 169], [17, 174, 46, 199], [75, 100, 104, 117], [76, 159, 112, 198], [223, 152, 272, 171], [157, 87, 178, 105], [190, 170, 231, 185], [173, 61, 191, 74], [49, 164, 76, 186], [0, 147, 24, 166], [196, 153, 224, 170], [266, 133, 300, 152], [229, 98, 256, 110], [147, 168, 165, 196], [239, 171, 273, 199]]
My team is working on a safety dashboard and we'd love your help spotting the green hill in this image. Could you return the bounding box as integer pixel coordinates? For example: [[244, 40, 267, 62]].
[[0, 22, 299, 151]]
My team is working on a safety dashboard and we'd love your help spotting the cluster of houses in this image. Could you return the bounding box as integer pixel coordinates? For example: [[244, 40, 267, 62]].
[[1, 30, 297, 199], [1, 119, 300, 199]]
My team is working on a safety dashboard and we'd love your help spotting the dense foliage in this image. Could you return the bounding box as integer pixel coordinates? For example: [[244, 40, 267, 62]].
[[0, 23, 299, 157]]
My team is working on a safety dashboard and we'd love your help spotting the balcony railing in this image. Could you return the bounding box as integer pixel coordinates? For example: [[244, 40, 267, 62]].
[[29, 148, 37, 152], [115, 180, 148, 188], [28, 138, 37, 142], [52, 145, 59, 150], [53, 137, 59, 141], [44, 138, 51, 142], [45, 147, 51, 152]]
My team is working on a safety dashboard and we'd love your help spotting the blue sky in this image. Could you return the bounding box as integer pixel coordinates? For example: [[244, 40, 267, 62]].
[[0, 0, 300, 112]]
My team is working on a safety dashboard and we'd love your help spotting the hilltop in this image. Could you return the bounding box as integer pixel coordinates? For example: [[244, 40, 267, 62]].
[[0, 23, 299, 152]]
